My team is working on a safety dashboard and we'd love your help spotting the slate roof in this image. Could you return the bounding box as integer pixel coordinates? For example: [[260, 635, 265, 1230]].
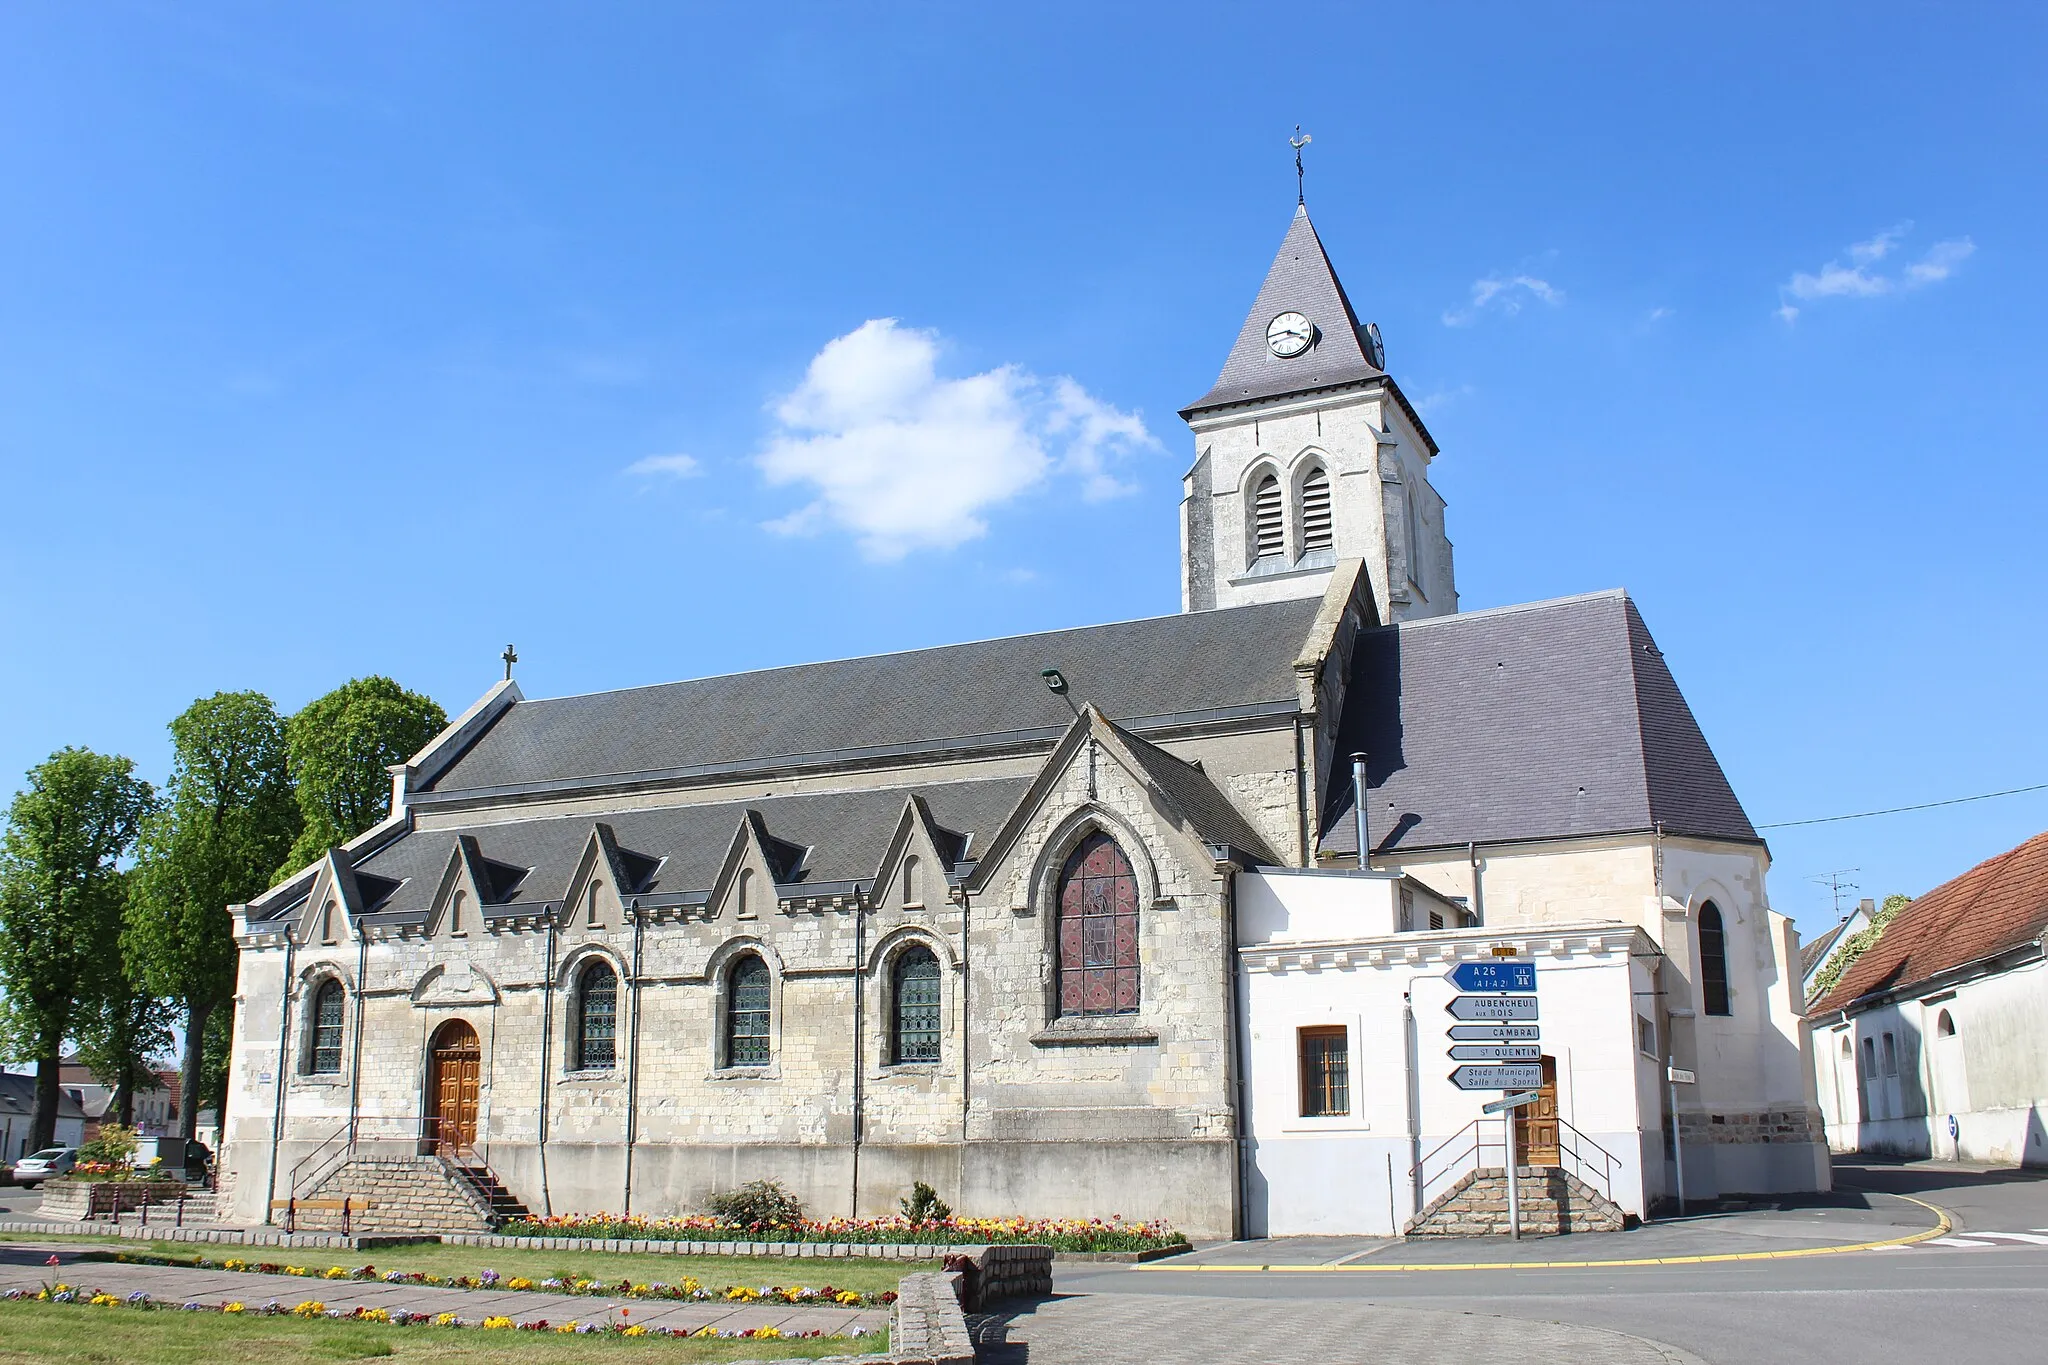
[[424, 597, 1324, 798], [341, 778, 1035, 916], [0, 1072, 88, 1124], [1114, 724, 1281, 865], [1318, 591, 1758, 856], [1183, 203, 1388, 417], [1810, 830, 2048, 1015], [1800, 918, 1852, 978]]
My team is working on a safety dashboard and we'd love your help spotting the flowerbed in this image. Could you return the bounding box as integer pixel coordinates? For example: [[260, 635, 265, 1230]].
[[7, 1280, 877, 1341], [102, 1251, 898, 1308], [500, 1212, 1188, 1253]]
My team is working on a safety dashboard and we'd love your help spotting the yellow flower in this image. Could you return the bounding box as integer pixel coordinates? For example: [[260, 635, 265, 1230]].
[[556, 1322, 579, 1334], [692, 1325, 718, 1337], [506, 1277, 533, 1291], [725, 1286, 759, 1302], [223, 1303, 245, 1314], [680, 1277, 702, 1294], [755, 1326, 782, 1339], [359, 1308, 391, 1323], [291, 1300, 325, 1317], [435, 1312, 459, 1327], [223, 1258, 246, 1271], [323, 1266, 347, 1280], [286, 1266, 308, 1277], [90, 1292, 120, 1306], [621, 1324, 646, 1337], [483, 1316, 514, 1330]]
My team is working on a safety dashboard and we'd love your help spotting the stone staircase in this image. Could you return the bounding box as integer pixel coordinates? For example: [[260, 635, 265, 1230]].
[[1407, 1165, 1629, 1237], [452, 1164, 532, 1225], [293, 1155, 523, 1235]]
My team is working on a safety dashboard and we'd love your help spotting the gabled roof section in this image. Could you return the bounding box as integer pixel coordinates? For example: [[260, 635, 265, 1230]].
[[419, 597, 1322, 800], [1811, 830, 2048, 1014], [1799, 918, 1852, 979], [1319, 591, 1759, 857], [1108, 721, 1281, 864], [1183, 203, 1385, 417]]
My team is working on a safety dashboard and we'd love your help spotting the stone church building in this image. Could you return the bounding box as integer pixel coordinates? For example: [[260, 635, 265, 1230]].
[[220, 203, 1825, 1238]]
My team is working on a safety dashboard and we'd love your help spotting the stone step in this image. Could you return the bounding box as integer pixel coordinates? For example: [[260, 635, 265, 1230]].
[[1407, 1165, 1629, 1237]]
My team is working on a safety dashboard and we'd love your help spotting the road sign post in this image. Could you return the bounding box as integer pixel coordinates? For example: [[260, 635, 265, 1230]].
[[1667, 1055, 1693, 1216], [1443, 958, 1539, 1239], [1506, 1088, 1521, 1241]]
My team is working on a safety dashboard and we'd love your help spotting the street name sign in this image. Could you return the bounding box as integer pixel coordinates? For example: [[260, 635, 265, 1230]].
[[1667, 1067, 1696, 1085], [1450, 1063, 1543, 1090], [1482, 1091, 1544, 1114], [1446, 995, 1538, 1021], [1444, 961, 1536, 993], [1448, 1023, 1541, 1042], [1450, 1044, 1542, 1062]]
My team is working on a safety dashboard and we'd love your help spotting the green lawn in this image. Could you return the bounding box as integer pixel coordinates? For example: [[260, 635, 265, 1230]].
[[3, 1233, 931, 1297], [0, 1300, 884, 1363]]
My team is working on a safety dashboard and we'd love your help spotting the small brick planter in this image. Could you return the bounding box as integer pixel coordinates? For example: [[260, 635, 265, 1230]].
[[37, 1180, 187, 1223]]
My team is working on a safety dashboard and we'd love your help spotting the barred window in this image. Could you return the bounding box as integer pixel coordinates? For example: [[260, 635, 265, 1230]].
[[1056, 832, 1140, 1017], [574, 960, 617, 1071], [892, 946, 942, 1063], [1252, 474, 1284, 560], [1300, 466, 1332, 552], [1699, 902, 1731, 1016], [309, 980, 344, 1074], [726, 955, 771, 1067], [1298, 1026, 1349, 1117]]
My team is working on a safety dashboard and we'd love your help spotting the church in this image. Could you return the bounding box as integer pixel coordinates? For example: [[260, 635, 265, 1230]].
[[219, 201, 1826, 1240]]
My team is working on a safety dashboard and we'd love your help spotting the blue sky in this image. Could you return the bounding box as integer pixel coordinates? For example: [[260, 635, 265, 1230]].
[[2, 3, 2043, 938]]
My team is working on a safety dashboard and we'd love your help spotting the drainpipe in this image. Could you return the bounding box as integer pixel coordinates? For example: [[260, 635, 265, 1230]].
[[264, 934, 296, 1224], [347, 917, 368, 1148], [1351, 753, 1370, 870], [1219, 855, 1250, 1241], [1467, 841, 1485, 925], [622, 902, 644, 1215], [957, 882, 971, 1145], [537, 911, 557, 1216], [850, 889, 867, 1220]]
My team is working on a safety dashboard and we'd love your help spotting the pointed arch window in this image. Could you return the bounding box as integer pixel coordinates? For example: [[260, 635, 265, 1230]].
[[1252, 473, 1284, 560], [892, 945, 941, 1063], [308, 980, 344, 1074], [901, 855, 923, 908], [450, 890, 466, 936], [1056, 832, 1140, 1017], [1699, 902, 1731, 1016], [1300, 466, 1333, 553], [574, 960, 617, 1071], [726, 955, 771, 1067], [737, 868, 758, 919]]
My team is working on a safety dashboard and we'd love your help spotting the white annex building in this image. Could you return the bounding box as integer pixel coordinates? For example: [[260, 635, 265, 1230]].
[[219, 199, 1826, 1239]]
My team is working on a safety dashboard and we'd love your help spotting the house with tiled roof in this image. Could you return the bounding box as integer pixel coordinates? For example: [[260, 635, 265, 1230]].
[[219, 197, 1826, 1239], [1809, 830, 2048, 1163]]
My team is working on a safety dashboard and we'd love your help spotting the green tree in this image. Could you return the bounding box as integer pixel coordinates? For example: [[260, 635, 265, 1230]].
[[73, 872, 178, 1129], [129, 692, 299, 1139], [280, 677, 445, 876], [0, 748, 153, 1151]]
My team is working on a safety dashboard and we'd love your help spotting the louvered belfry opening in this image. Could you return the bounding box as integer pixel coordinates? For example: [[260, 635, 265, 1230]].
[[1253, 474, 1285, 559], [1300, 466, 1333, 552]]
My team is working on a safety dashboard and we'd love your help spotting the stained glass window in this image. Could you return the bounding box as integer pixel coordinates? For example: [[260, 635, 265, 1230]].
[[727, 956, 771, 1067], [1699, 902, 1731, 1016], [575, 960, 617, 1070], [1056, 832, 1140, 1017], [309, 980, 344, 1074], [893, 946, 941, 1063]]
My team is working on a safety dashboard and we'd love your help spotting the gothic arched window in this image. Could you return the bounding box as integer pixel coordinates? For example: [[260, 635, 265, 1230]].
[[1699, 902, 1731, 1016], [1251, 473, 1284, 561], [450, 890, 466, 936], [1300, 466, 1333, 553], [574, 960, 617, 1071], [308, 979, 345, 1074], [726, 955, 771, 1067], [892, 945, 941, 1063], [1056, 832, 1140, 1017]]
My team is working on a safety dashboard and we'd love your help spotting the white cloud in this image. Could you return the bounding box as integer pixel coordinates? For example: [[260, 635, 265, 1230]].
[[1776, 224, 1974, 321], [756, 319, 1159, 559], [1443, 275, 1564, 326], [1413, 382, 1476, 416], [624, 452, 702, 479]]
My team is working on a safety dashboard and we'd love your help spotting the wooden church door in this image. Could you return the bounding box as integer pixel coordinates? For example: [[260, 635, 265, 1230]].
[[1515, 1055, 1561, 1166], [427, 1020, 481, 1153]]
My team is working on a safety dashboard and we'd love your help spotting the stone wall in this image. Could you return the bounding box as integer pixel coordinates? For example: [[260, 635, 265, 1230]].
[[37, 1180, 187, 1222], [294, 1156, 494, 1234], [1407, 1166, 1627, 1237]]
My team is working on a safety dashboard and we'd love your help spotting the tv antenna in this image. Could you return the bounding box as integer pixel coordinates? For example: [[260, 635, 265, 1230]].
[[1809, 868, 1861, 919]]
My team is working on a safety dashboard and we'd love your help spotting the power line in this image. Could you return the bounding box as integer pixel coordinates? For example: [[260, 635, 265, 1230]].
[[1758, 781, 2048, 830]]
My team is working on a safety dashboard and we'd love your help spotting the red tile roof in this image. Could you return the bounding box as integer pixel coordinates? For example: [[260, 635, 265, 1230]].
[[1810, 829, 2048, 1015]]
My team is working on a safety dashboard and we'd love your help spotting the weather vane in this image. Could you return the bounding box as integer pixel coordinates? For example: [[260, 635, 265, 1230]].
[[501, 643, 518, 681], [1291, 125, 1312, 204]]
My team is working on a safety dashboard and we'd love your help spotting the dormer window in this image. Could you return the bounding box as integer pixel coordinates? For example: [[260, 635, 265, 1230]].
[[1252, 473, 1284, 561], [1300, 466, 1332, 554]]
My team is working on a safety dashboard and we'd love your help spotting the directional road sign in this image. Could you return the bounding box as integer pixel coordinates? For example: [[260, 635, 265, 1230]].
[[1450, 1044, 1542, 1062], [1447, 995, 1538, 1021], [1482, 1091, 1544, 1114], [1448, 1023, 1541, 1042], [1450, 1063, 1544, 1090], [1444, 961, 1536, 993], [1667, 1067, 1696, 1085]]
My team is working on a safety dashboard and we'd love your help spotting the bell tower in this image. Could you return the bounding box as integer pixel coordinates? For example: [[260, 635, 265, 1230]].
[[1178, 203, 1455, 624]]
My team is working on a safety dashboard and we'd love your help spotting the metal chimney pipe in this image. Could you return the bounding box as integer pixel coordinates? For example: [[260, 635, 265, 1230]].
[[1350, 752, 1369, 871]]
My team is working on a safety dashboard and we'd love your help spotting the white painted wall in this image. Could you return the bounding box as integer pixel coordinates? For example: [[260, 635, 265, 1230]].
[[1814, 954, 2048, 1166], [1236, 868, 1656, 1236]]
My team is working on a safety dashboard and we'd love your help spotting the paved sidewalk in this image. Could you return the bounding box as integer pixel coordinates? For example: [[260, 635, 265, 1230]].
[[975, 1292, 1706, 1364], [0, 1242, 888, 1337]]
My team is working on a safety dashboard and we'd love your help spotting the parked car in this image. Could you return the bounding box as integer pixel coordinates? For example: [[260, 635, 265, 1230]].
[[183, 1141, 213, 1186], [12, 1147, 77, 1187]]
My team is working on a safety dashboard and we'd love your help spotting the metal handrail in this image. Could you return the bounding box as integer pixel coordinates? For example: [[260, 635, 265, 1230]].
[[1554, 1117, 1621, 1200], [284, 1115, 481, 1206], [1411, 1118, 1513, 1209]]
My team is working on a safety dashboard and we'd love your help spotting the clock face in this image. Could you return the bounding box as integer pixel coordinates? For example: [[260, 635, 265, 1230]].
[[1267, 311, 1313, 357], [1365, 321, 1386, 369]]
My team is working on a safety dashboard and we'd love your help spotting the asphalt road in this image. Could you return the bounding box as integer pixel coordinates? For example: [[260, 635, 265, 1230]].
[[1031, 1160, 2048, 1365]]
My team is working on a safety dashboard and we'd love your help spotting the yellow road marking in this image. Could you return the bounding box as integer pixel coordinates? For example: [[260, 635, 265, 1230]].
[[1134, 1193, 1954, 1273]]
